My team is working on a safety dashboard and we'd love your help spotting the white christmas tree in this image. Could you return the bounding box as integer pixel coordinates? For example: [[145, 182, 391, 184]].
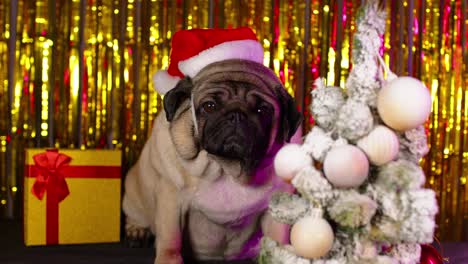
[[259, 2, 438, 264]]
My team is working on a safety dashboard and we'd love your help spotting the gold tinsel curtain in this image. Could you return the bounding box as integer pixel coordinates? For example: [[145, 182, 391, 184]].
[[0, 0, 466, 242]]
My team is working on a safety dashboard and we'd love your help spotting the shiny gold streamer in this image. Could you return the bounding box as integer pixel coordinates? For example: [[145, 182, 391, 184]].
[[0, 0, 466, 241]]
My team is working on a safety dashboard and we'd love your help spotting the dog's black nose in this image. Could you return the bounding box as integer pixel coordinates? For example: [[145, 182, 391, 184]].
[[227, 111, 247, 124]]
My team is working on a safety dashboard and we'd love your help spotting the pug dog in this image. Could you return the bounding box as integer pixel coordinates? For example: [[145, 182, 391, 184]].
[[122, 59, 302, 264]]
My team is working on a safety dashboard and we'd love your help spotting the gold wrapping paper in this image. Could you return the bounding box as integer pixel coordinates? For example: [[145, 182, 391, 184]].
[[23, 149, 121, 245]]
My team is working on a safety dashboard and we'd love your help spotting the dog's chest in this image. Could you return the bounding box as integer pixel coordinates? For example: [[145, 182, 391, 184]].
[[186, 208, 262, 260], [191, 176, 274, 226]]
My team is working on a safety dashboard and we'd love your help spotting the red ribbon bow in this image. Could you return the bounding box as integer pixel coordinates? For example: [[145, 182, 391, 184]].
[[31, 149, 71, 202]]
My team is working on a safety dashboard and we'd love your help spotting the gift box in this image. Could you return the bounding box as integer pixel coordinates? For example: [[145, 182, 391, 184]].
[[23, 149, 122, 246]]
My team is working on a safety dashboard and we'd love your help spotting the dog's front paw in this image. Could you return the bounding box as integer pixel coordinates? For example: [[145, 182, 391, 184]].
[[124, 221, 154, 248], [155, 251, 183, 264]]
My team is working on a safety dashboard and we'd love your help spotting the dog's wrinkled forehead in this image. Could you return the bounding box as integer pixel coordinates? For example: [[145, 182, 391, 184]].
[[191, 59, 282, 102]]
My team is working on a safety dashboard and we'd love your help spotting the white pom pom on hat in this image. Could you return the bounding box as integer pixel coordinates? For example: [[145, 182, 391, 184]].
[[153, 27, 265, 95]]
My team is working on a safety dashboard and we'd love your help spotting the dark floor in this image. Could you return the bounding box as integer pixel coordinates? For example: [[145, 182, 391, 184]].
[[0, 220, 255, 264], [0, 220, 467, 264]]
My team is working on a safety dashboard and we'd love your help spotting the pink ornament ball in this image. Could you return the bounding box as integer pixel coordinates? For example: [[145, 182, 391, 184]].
[[357, 125, 400, 166], [274, 144, 312, 181], [323, 144, 369, 188]]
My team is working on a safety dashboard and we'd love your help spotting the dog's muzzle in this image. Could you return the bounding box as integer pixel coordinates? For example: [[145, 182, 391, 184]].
[[203, 110, 250, 158]]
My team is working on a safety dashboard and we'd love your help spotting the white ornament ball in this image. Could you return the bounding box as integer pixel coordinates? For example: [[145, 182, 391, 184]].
[[290, 216, 334, 259], [274, 144, 312, 181], [357, 125, 400, 166], [377, 76, 432, 131], [323, 145, 369, 188]]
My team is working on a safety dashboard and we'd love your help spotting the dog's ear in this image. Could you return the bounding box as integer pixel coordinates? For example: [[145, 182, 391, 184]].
[[274, 85, 303, 142], [163, 77, 193, 122]]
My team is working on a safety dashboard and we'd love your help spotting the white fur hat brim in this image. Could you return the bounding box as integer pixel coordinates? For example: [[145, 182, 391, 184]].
[[152, 39, 264, 95], [152, 70, 181, 95], [178, 39, 264, 78]]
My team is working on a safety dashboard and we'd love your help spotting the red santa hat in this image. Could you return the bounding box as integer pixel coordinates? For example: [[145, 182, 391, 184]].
[[153, 27, 264, 94]]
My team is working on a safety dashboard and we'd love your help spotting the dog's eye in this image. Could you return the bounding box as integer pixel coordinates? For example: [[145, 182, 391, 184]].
[[201, 101, 217, 113], [256, 105, 270, 115]]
